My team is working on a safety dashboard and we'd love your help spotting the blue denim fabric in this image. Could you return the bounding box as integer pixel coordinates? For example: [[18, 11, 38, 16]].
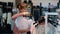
[[10, 19, 14, 31]]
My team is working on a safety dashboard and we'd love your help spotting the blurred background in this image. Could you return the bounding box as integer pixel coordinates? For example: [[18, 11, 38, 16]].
[[0, 0, 60, 34]]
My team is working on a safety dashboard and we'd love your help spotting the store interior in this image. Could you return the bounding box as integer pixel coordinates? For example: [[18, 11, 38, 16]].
[[0, 0, 60, 34]]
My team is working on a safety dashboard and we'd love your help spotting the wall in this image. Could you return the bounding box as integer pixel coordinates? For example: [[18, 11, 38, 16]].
[[0, 0, 14, 2], [32, 0, 59, 7], [0, 0, 59, 8]]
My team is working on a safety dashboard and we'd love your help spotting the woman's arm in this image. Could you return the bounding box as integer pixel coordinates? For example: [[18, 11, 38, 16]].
[[12, 14, 20, 19], [31, 25, 35, 34], [13, 23, 19, 34], [12, 13, 23, 20]]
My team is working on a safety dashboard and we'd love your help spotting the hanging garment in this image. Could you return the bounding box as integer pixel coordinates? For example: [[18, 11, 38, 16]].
[[7, 13, 12, 24]]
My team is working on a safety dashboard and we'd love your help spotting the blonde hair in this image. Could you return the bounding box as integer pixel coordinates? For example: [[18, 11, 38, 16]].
[[20, 2, 27, 9]]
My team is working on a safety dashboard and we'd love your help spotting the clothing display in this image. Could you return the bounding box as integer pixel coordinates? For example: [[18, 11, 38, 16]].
[[7, 13, 12, 24], [10, 19, 14, 31], [0, 8, 2, 16], [2, 13, 7, 20]]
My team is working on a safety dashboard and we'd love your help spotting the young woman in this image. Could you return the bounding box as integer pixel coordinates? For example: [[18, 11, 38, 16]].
[[12, 2, 34, 34], [32, 17, 45, 34]]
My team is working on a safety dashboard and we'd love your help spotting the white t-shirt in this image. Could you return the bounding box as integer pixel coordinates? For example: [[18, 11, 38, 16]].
[[15, 16, 35, 34]]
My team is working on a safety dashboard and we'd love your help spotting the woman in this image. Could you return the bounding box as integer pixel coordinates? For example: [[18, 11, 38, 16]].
[[32, 17, 45, 34], [12, 2, 34, 34]]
